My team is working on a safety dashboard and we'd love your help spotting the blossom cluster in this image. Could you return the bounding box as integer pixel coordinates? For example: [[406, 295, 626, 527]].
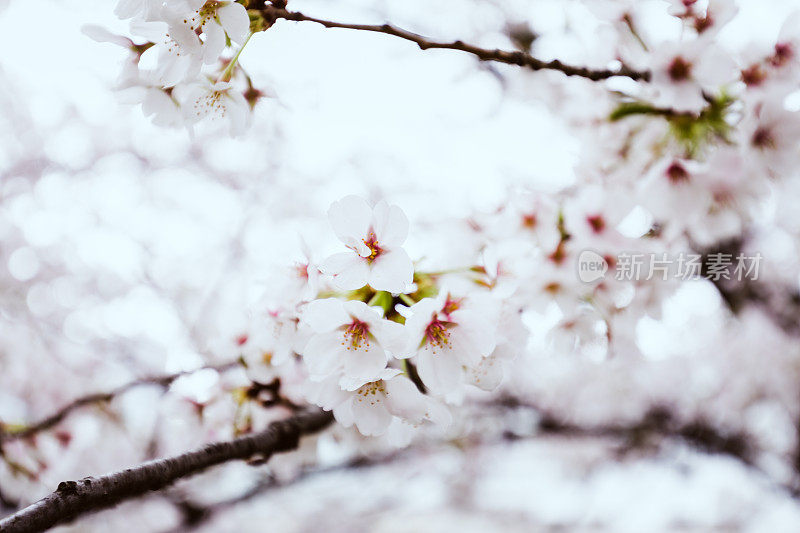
[[234, 195, 527, 443], [85, 0, 256, 134], [447, 0, 800, 361]]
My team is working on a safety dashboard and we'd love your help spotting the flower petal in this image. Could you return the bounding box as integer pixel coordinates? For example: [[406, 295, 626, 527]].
[[301, 331, 344, 378], [321, 252, 370, 290], [467, 355, 504, 391], [415, 347, 461, 395], [372, 201, 409, 247], [307, 375, 349, 410], [202, 22, 226, 65], [343, 342, 388, 382], [352, 393, 393, 436], [368, 249, 413, 293], [375, 319, 408, 357], [332, 399, 355, 427], [385, 376, 427, 422], [328, 195, 372, 248], [217, 2, 250, 44], [302, 298, 350, 332]]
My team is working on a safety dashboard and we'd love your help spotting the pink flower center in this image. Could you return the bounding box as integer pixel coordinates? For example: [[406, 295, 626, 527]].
[[342, 319, 370, 350], [425, 319, 451, 353], [442, 297, 462, 317], [294, 263, 309, 280], [694, 16, 712, 33], [362, 232, 383, 263], [521, 213, 537, 228], [741, 64, 767, 86], [666, 161, 690, 184], [772, 43, 794, 67], [751, 127, 775, 149], [548, 240, 567, 265], [544, 281, 562, 294], [667, 56, 693, 82], [586, 215, 605, 234], [355, 381, 386, 403]]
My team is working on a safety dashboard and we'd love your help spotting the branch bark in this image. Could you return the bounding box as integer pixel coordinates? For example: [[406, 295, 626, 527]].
[[0, 362, 239, 443], [259, 5, 651, 82], [698, 237, 800, 337], [0, 409, 333, 533]]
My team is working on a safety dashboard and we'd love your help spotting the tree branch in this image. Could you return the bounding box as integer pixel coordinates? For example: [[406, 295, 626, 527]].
[[167, 448, 412, 531], [258, 5, 651, 82], [0, 409, 333, 533], [698, 237, 800, 337], [492, 396, 753, 464], [0, 362, 240, 444]]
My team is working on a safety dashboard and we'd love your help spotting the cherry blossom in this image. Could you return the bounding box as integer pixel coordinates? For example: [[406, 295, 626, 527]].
[[173, 79, 250, 135], [738, 98, 800, 177], [300, 298, 404, 382], [309, 368, 449, 437], [132, 17, 204, 87], [648, 40, 737, 111], [320, 196, 414, 293], [171, 0, 251, 64], [400, 293, 498, 395]]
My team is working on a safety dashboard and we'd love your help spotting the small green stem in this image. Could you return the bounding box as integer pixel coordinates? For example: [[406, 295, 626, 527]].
[[218, 31, 254, 82], [622, 13, 649, 52], [398, 294, 416, 307]]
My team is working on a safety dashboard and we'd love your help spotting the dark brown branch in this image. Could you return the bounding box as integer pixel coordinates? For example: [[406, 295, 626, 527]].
[[173, 401, 760, 529], [258, 6, 651, 82], [168, 447, 411, 531], [494, 396, 753, 464], [697, 237, 800, 337], [170, 399, 783, 530], [0, 409, 333, 533], [0, 362, 240, 444]]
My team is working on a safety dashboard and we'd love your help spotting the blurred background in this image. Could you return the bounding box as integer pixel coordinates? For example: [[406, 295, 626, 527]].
[[2, 0, 800, 531]]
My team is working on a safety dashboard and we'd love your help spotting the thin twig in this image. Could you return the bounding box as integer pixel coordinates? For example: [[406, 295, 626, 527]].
[[259, 6, 651, 82], [0, 362, 240, 443]]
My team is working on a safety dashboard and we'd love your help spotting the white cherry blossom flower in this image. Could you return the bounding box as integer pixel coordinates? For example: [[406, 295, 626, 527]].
[[401, 293, 497, 395], [173, 79, 250, 135], [321, 196, 414, 293], [308, 368, 449, 437], [119, 84, 184, 127], [649, 40, 737, 112], [638, 158, 710, 234], [771, 11, 800, 75], [203, 2, 251, 62], [467, 304, 529, 391], [300, 298, 404, 382], [132, 16, 204, 87], [273, 252, 321, 305], [738, 98, 800, 177], [168, 0, 251, 64]]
